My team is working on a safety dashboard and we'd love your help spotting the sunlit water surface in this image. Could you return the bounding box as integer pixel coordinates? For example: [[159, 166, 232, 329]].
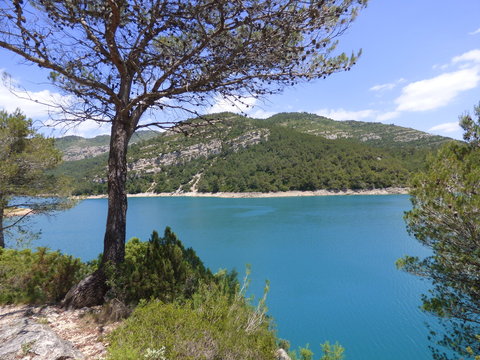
[[26, 195, 438, 360]]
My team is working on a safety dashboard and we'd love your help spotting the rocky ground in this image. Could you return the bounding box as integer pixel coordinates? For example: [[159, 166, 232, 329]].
[[0, 305, 119, 360]]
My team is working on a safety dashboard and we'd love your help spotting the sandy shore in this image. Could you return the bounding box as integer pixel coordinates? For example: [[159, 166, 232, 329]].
[[83, 187, 408, 199], [4, 208, 33, 217]]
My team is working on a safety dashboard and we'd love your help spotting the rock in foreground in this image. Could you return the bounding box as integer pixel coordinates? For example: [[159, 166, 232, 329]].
[[0, 306, 84, 360]]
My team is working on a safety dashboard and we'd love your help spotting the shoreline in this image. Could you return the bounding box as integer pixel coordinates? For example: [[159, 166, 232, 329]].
[[4, 208, 33, 218], [82, 187, 409, 199]]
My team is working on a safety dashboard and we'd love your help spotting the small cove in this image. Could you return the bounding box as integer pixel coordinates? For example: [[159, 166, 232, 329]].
[[26, 195, 437, 359]]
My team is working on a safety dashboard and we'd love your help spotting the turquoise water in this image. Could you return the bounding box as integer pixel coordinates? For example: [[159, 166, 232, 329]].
[[27, 195, 435, 359]]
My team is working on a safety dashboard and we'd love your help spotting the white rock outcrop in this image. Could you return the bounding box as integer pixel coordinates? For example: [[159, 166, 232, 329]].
[[0, 310, 85, 360]]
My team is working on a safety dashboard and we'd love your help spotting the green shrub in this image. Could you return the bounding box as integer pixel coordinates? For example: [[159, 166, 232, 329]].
[[0, 247, 91, 304], [288, 342, 345, 360], [106, 227, 215, 304], [107, 274, 277, 360]]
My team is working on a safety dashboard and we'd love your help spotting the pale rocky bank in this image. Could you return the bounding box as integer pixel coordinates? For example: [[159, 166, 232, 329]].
[[84, 187, 408, 199]]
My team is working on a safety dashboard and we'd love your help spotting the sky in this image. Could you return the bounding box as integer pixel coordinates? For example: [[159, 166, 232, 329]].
[[0, 0, 479, 139]]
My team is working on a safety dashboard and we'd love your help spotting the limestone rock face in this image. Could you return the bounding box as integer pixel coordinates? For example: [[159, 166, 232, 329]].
[[0, 312, 84, 360], [62, 145, 109, 161], [276, 348, 292, 360], [128, 128, 270, 174]]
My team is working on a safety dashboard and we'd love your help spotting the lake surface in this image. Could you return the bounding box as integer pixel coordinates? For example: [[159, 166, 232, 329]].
[[26, 195, 436, 359]]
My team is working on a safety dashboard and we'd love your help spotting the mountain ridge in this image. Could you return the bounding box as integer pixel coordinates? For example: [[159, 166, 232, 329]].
[[53, 112, 454, 195]]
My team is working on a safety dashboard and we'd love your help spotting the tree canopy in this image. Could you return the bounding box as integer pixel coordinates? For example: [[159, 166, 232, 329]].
[[0, 0, 366, 127], [398, 103, 480, 359], [0, 0, 368, 307], [0, 109, 70, 248]]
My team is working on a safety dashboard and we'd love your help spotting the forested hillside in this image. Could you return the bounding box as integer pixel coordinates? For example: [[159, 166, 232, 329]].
[[53, 112, 454, 195]]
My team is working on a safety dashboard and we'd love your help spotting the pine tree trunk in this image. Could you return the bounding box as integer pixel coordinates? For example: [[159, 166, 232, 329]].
[[102, 119, 130, 265], [62, 119, 132, 308], [0, 199, 5, 248]]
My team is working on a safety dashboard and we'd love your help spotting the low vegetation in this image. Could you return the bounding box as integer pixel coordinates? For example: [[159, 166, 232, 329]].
[[107, 279, 276, 359], [0, 247, 90, 304]]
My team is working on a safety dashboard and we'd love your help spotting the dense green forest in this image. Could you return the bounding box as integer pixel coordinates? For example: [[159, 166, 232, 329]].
[[53, 112, 453, 195], [194, 128, 409, 192]]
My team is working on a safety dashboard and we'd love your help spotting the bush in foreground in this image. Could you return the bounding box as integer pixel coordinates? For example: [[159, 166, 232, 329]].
[[107, 272, 277, 360], [106, 227, 216, 304], [0, 247, 90, 304], [0, 228, 225, 306]]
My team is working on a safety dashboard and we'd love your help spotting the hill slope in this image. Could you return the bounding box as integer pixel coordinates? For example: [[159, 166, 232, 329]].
[[264, 112, 449, 148], [53, 112, 454, 195], [56, 130, 159, 161]]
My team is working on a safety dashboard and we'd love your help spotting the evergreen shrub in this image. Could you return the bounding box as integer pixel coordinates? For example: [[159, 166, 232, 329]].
[[106, 227, 215, 304], [0, 247, 90, 304]]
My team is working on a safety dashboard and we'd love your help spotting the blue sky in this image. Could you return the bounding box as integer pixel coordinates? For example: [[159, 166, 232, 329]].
[[1, 0, 479, 139]]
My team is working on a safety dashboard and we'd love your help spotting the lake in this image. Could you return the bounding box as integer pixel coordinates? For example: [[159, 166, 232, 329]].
[[26, 195, 436, 359]]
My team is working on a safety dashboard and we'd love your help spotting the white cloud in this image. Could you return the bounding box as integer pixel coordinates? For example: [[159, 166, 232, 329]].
[[370, 83, 396, 92], [207, 94, 258, 114], [452, 49, 480, 65], [376, 111, 400, 122], [0, 74, 112, 138], [40, 116, 111, 138], [0, 81, 68, 119], [432, 49, 480, 71], [315, 108, 376, 121], [62, 120, 110, 138], [370, 78, 406, 92], [469, 28, 480, 35], [0, 83, 111, 138], [69, 121, 110, 137], [207, 94, 277, 119], [432, 63, 449, 71], [248, 108, 276, 119], [395, 68, 480, 112], [429, 122, 461, 133], [313, 108, 403, 123]]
